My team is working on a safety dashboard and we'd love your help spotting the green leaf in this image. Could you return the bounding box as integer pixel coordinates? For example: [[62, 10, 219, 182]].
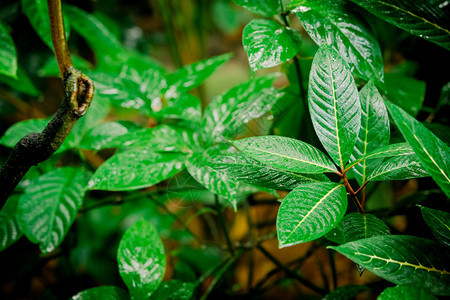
[[293, 0, 384, 84], [0, 118, 49, 148], [329, 235, 450, 295], [0, 195, 23, 252], [308, 45, 361, 169], [211, 153, 329, 190], [384, 100, 450, 197], [117, 219, 166, 300], [0, 67, 40, 96], [348, 0, 450, 50], [89, 149, 186, 191], [153, 94, 202, 124], [323, 284, 368, 300], [342, 213, 390, 243], [243, 19, 302, 71], [166, 53, 231, 94], [277, 182, 347, 247], [419, 206, 450, 247], [18, 167, 91, 253], [367, 154, 429, 182], [0, 22, 17, 78], [150, 280, 195, 300], [346, 143, 414, 170], [385, 73, 426, 117], [232, 0, 282, 17], [70, 286, 130, 300], [232, 136, 337, 174], [21, 0, 70, 50], [378, 284, 437, 300], [39, 55, 94, 78], [350, 81, 389, 185], [79, 121, 143, 150]]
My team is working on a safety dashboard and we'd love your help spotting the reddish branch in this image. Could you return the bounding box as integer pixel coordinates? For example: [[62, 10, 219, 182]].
[[0, 0, 94, 209]]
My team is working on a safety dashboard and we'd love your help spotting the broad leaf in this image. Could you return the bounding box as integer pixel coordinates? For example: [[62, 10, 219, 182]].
[[367, 154, 429, 182], [0, 118, 49, 148], [277, 182, 347, 247], [385, 100, 450, 197], [243, 19, 302, 71], [350, 81, 389, 185], [323, 284, 368, 300], [18, 167, 91, 253], [21, 0, 70, 50], [232, 136, 337, 174], [0, 22, 17, 78], [0, 67, 40, 96], [308, 45, 361, 169], [378, 284, 437, 300], [342, 213, 390, 243], [293, 0, 384, 84], [70, 286, 130, 300], [419, 206, 450, 247], [118, 219, 166, 300], [232, 0, 285, 17], [211, 153, 329, 190], [346, 143, 414, 170], [349, 0, 450, 50], [150, 280, 195, 300], [385, 73, 426, 117], [79, 121, 143, 150], [0, 195, 23, 252], [330, 235, 450, 295], [89, 149, 186, 191]]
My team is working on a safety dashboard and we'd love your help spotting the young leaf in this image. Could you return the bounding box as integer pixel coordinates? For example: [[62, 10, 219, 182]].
[[153, 94, 202, 124], [79, 121, 143, 150], [0, 118, 49, 148], [211, 153, 329, 190], [232, 136, 338, 174], [385, 73, 426, 117], [419, 206, 450, 247], [150, 280, 195, 300], [0, 195, 23, 252], [384, 100, 450, 197], [346, 143, 414, 170], [378, 284, 437, 300], [18, 168, 91, 253], [367, 154, 429, 182], [308, 45, 361, 169], [117, 219, 166, 300], [350, 81, 389, 185], [242, 19, 302, 71], [70, 286, 130, 300], [342, 213, 390, 243], [323, 284, 368, 300], [293, 0, 384, 84], [349, 0, 450, 50], [89, 149, 186, 191], [330, 235, 450, 295], [232, 0, 282, 17], [277, 182, 347, 247], [0, 22, 17, 78]]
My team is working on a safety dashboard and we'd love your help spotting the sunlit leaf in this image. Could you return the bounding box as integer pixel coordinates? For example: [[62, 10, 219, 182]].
[[346, 143, 414, 170], [232, 0, 284, 17], [150, 280, 195, 300], [70, 286, 130, 300], [0, 22, 17, 78], [367, 154, 429, 181], [277, 182, 347, 247], [79, 121, 143, 150], [419, 206, 450, 247]]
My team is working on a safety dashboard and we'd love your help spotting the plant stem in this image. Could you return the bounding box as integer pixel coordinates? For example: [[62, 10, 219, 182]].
[[215, 195, 234, 255]]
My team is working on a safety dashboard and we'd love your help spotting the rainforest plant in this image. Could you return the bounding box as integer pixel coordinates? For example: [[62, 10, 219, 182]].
[[0, 0, 449, 299]]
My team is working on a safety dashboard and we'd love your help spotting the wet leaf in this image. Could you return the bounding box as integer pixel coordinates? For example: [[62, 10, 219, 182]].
[[70, 286, 130, 300], [0, 22, 17, 78], [419, 206, 450, 247]]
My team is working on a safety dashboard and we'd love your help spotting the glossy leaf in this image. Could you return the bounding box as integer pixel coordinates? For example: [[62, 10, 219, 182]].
[[18, 168, 91, 253], [0, 67, 40, 96], [243, 19, 302, 71], [153, 94, 202, 124], [211, 153, 329, 190], [330, 235, 450, 295], [419, 206, 450, 247], [385, 73, 426, 116], [232, 136, 338, 174], [385, 100, 450, 197], [350, 81, 389, 185], [117, 219, 166, 300], [277, 182, 347, 247], [308, 45, 361, 169], [378, 284, 436, 300], [79, 121, 143, 150], [231, 0, 284, 17], [323, 284, 368, 300], [89, 149, 186, 191], [202, 76, 276, 144], [293, 0, 384, 84], [349, 0, 450, 50], [342, 213, 390, 243], [70, 286, 130, 300], [0, 22, 17, 78], [368, 154, 429, 181], [346, 143, 414, 170], [0, 118, 48, 147], [0, 195, 23, 252], [150, 280, 195, 300], [21, 0, 70, 49]]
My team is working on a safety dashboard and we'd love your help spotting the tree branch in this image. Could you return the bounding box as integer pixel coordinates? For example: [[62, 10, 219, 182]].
[[0, 0, 94, 209]]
